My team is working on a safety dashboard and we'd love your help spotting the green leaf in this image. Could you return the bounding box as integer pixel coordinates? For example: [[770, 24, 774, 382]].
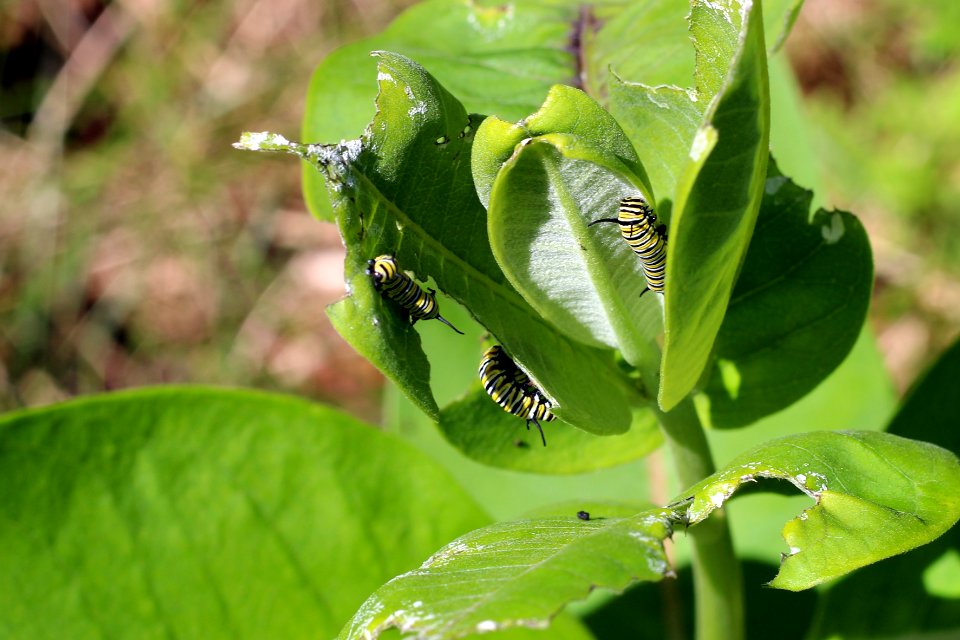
[[587, 1, 694, 95], [0, 387, 489, 639], [699, 160, 873, 428], [439, 387, 661, 473], [301, 0, 580, 222], [608, 0, 771, 410], [250, 53, 635, 434], [474, 86, 660, 366], [677, 430, 960, 590], [658, 0, 772, 410], [339, 509, 674, 640], [804, 336, 960, 639]]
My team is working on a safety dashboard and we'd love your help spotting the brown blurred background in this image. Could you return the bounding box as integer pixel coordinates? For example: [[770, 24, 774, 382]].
[[1, 0, 958, 418]]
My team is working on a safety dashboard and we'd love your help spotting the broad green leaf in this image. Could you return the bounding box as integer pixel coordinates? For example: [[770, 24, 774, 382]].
[[805, 337, 960, 639], [439, 388, 661, 473], [699, 160, 873, 428], [474, 86, 660, 365], [608, 0, 771, 410], [302, 0, 580, 222], [246, 53, 634, 434], [0, 387, 489, 639], [677, 430, 960, 590], [659, 0, 771, 411], [339, 509, 674, 640]]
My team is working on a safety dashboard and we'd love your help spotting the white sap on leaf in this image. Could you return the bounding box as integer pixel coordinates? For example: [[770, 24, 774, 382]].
[[710, 485, 732, 508], [821, 212, 845, 244], [233, 131, 290, 151], [423, 540, 484, 569], [377, 71, 395, 85], [789, 545, 801, 555], [689, 126, 714, 161], [700, 0, 738, 26], [476, 621, 499, 632], [403, 85, 428, 117]]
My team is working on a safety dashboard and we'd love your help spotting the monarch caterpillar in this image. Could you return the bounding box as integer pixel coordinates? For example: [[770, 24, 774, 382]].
[[478, 344, 554, 447], [366, 255, 464, 334], [589, 196, 667, 296]]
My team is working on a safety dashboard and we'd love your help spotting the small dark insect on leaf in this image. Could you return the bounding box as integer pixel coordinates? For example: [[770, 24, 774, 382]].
[[514, 439, 529, 449], [577, 510, 590, 521]]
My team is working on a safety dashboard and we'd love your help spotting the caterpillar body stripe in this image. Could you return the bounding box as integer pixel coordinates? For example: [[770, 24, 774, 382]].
[[366, 255, 463, 334], [479, 345, 554, 446], [589, 196, 667, 296]]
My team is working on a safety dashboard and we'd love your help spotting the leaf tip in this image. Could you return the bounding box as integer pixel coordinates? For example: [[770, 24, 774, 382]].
[[233, 130, 291, 152]]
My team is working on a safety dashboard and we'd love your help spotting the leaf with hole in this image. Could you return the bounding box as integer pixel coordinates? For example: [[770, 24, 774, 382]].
[[244, 53, 634, 434], [699, 159, 873, 428], [676, 430, 960, 590]]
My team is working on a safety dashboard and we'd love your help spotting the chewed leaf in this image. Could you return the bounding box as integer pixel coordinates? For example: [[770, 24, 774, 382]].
[[700, 160, 873, 428], [338, 510, 674, 640], [675, 431, 960, 590], [240, 53, 634, 434]]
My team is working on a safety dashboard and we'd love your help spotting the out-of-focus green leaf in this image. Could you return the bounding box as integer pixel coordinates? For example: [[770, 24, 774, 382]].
[[339, 509, 674, 640], [301, 0, 580, 221], [0, 387, 489, 639], [474, 85, 660, 366], [888, 335, 960, 448], [676, 430, 960, 590], [587, 1, 693, 96], [762, 0, 805, 53], [245, 53, 634, 434], [700, 161, 872, 428], [439, 387, 661, 473], [805, 336, 960, 639]]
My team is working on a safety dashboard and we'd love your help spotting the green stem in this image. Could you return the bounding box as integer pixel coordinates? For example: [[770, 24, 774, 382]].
[[655, 397, 744, 640]]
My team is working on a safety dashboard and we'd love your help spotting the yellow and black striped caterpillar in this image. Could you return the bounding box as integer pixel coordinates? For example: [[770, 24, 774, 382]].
[[479, 344, 554, 447], [366, 255, 463, 334], [589, 196, 667, 296]]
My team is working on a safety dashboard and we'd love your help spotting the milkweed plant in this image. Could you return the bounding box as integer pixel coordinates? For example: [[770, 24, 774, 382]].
[[2, 1, 958, 639]]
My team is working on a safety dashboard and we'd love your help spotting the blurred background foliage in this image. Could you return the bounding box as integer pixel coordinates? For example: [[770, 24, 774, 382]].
[[0, 0, 958, 416]]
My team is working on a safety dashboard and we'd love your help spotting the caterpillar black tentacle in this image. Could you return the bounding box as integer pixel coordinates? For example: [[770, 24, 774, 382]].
[[366, 255, 464, 335]]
